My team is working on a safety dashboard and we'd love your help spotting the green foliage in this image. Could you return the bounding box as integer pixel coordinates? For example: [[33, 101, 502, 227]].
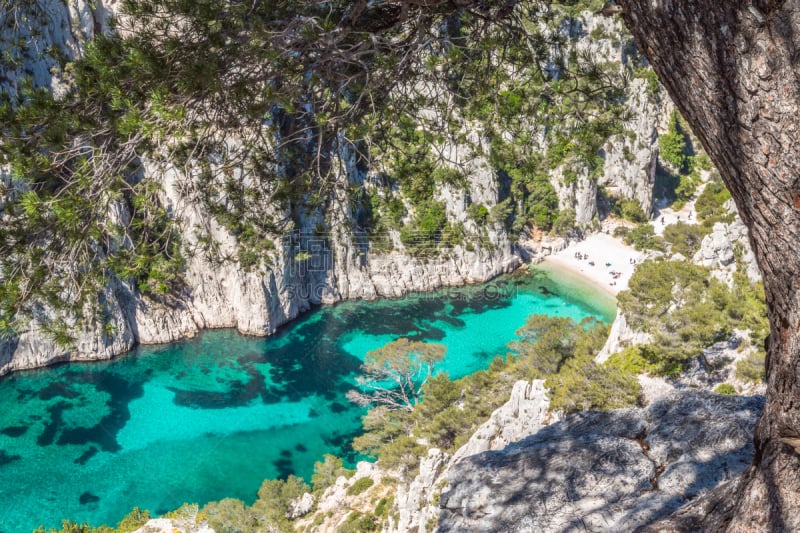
[[730, 271, 770, 349], [489, 198, 514, 226], [618, 260, 767, 375], [39, 319, 77, 349], [605, 346, 659, 375], [399, 201, 451, 256], [618, 200, 647, 223], [347, 477, 375, 496], [613, 226, 631, 239], [412, 365, 514, 452], [374, 496, 393, 518], [162, 503, 202, 520], [33, 522, 114, 533], [552, 209, 577, 236], [508, 315, 637, 413], [337, 511, 378, 533], [510, 315, 600, 377], [663, 222, 707, 257], [312, 455, 353, 493], [553, 0, 608, 17], [547, 354, 641, 414], [526, 174, 561, 229], [252, 475, 309, 529], [432, 167, 466, 189], [659, 110, 691, 172], [623, 224, 665, 252], [634, 67, 661, 100], [589, 26, 608, 40], [714, 383, 737, 395], [202, 498, 259, 533], [695, 181, 734, 228], [382, 116, 438, 205], [352, 406, 428, 473], [619, 260, 723, 372], [347, 339, 446, 411], [367, 191, 406, 242], [467, 203, 490, 225], [201, 475, 309, 532], [116, 508, 151, 532], [673, 170, 699, 209], [735, 351, 766, 383], [694, 151, 714, 171]]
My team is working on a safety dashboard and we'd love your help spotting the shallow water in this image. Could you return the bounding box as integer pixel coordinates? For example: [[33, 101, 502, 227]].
[[0, 268, 614, 531]]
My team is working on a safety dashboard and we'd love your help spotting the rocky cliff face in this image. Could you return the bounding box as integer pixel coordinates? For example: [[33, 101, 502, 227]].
[[554, 14, 663, 224], [291, 379, 553, 533], [392, 380, 554, 533], [693, 210, 761, 284], [294, 381, 762, 533], [599, 78, 661, 219], [438, 392, 763, 532], [0, 5, 667, 375]]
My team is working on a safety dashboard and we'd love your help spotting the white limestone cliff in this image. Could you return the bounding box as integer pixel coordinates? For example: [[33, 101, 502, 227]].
[[0, 4, 670, 375]]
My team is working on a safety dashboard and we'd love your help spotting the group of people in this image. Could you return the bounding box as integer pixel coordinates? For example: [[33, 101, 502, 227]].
[[572, 249, 638, 288], [659, 210, 694, 225], [574, 252, 597, 267]]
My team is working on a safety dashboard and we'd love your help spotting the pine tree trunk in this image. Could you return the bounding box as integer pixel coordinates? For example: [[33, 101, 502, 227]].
[[619, 1, 800, 530]]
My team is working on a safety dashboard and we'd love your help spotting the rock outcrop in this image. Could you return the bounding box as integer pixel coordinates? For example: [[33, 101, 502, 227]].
[[693, 214, 761, 284], [450, 380, 555, 463], [438, 391, 762, 532], [392, 380, 553, 533], [600, 78, 660, 219], [595, 312, 653, 364], [132, 518, 214, 533]]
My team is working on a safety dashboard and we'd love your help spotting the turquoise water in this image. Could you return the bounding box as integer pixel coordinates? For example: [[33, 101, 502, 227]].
[[0, 268, 614, 532]]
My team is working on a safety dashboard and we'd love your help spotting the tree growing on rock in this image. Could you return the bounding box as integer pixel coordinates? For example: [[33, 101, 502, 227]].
[[347, 338, 446, 412]]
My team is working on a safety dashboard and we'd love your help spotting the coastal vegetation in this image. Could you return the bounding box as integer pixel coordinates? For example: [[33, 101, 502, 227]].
[[9, 0, 787, 528], [350, 314, 632, 474], [619, 259, 768, 375], [346, 339, 447, 411]]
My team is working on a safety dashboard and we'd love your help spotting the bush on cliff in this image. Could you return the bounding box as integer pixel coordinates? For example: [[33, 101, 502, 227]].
[[618, 259, 768, 375]]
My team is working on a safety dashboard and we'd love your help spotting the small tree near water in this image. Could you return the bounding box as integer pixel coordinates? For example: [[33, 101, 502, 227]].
[[347, 338, 446, 412]]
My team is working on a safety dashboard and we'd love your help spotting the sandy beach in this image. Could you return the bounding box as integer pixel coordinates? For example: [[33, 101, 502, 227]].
[[543, 232, 645, 296], [544, 178, 711, 296]]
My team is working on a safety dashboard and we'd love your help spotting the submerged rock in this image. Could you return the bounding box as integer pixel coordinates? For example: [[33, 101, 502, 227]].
[[439, 391, 762, 532]]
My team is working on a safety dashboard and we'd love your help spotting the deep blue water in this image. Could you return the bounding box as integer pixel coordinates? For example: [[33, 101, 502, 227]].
[[0, 266, 614, 531]]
